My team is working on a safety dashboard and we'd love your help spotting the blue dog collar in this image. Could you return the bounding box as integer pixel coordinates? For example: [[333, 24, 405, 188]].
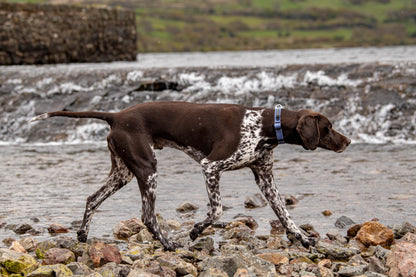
[[274, 104, 285, 144]]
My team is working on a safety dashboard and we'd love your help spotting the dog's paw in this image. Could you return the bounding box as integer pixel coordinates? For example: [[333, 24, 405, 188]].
[[189, 228, 200, 241], [190, 223, 205, 241], [287, 231, 316, 248], [77, 230, 88, 243], [300, 236, 317, 248]]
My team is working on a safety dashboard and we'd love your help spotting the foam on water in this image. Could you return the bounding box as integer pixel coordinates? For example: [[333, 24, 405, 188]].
[[1, 46, 416, 145]]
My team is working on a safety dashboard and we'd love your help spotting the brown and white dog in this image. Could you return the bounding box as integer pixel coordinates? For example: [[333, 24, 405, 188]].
[[30, 101, 351, 250]]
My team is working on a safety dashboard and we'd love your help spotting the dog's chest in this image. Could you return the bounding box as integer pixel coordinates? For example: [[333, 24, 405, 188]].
[[225, 109, 268, 170]]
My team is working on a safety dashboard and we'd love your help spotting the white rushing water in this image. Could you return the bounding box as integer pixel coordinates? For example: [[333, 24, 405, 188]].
[[1, 45, 416, 144]]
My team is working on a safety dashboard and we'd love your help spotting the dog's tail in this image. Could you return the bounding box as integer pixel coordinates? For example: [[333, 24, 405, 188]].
[[29, 111, 115, 125]]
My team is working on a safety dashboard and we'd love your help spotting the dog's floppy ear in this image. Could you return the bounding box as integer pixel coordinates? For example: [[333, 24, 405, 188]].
[[296, 115, 320, 150]]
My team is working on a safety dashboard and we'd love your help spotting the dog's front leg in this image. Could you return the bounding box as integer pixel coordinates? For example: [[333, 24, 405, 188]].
[[139, 172, 180, 251], [250, 157, 315, 248], [190, 163, 223, 240]]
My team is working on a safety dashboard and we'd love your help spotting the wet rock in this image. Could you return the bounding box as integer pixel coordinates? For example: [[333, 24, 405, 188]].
[[199, 252, 276, 277], [326, 231, 347, 244], [89, 242, 122, 268], [284, 195, 299, 205], [43, 248, 75, 265], [338, 265, 367, 276], [26, 264, 73, 277], [0, 248, 38, 275], [2, 237, 14, 247], [266, 235, 287, 249], [234, 268, 251, 277], [0, 220, 6, 228], [322, 210, 333, 217], [157, 253, 197, 276], [288, 251, 325, 263], [270, 219, 285, 234], [176, 202, 199, 213], [374, 245, 390, 263], [9, 241, 26, 253], [257, 252, 289, 266], [356, 221, 394, 247], [223, 223, 254, 241], [35, 240, 58, 259], [166, 220, 182, 231], [386, 240, 416, 277], [348, 254, 368, 266], [113, 218, 147, 239], [367, 256, 387, 275], [318, 259, 332, 268], [199, 267, 228, 277], [392, 221, 416, 239], [347, 224, 362, 238], [335, 216, 355, 229], [125, 245, 153, 261], [189, 236, 214, 252], [13, 223, 39, 235], [47, 223, 69, 234], [133, 81, 181, 92], [145, 260, 176, 277], [400, 232, 416, 244], [315, 241, 360, 260], [67, 261, 95, 275], [232, 215, 258, 230], [135, 229, 155, 243], [244, 193, 267, 208], [300, 223, 321, 240], [346, 238, 367, 252], [128, 268, 160, 277], [317, 266, 333, 277], [220, 243, 249, 255], [19, 237, 38, 253], [97, 262, 131, 277]]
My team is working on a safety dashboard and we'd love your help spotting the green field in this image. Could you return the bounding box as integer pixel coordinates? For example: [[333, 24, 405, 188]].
[[5, 0, 416, 52]]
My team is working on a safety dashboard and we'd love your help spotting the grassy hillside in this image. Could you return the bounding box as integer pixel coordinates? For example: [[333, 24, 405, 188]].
[[5, 0, 416, 52]]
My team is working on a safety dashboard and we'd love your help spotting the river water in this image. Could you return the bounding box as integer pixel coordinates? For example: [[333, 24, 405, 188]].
[[1, 46, 416, 245]]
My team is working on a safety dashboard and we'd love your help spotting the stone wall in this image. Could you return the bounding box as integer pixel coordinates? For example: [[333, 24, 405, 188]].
[[0, 3, 137, 65]]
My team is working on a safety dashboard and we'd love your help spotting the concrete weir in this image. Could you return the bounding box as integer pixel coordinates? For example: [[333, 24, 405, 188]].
[[0, 2, 137, 65]]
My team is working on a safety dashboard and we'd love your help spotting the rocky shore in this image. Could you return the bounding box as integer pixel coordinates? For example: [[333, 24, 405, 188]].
[[1, 207, 415, 277]]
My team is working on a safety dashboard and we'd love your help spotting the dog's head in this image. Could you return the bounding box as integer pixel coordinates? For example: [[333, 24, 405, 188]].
[[296, 110, 351, 153]]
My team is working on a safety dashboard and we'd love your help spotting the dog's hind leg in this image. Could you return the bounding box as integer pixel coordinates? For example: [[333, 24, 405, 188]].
[[190, 161, 223, 240], [250, 152, 315, 248], [109, 133, 177, 251], [77, 154, 134, 242]]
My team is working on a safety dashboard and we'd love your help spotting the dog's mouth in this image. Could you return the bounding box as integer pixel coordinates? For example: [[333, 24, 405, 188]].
[[334, 138, 352, 153]]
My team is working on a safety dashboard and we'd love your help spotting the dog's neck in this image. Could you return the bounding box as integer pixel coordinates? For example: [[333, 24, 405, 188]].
[[263, 109, 302, 145]]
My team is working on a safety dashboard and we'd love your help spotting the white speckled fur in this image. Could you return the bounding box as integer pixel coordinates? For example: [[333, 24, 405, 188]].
[[190, 109, 309, 244]]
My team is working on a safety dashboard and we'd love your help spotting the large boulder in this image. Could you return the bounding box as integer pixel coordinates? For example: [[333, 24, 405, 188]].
[[27, 264, 73, 277], [386, 241, 416, 277], [356, 221, 394, 247], [113, 218, 147, 239], [199, 252, 276, 277], [0, 248, 38, 275], [89, 242, 122, 268], [43, 248, 75, 265], [315, 241, 360, 260]]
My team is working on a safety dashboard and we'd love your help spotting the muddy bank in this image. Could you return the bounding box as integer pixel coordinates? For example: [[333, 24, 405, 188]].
[[1, 216, 415, 276]]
